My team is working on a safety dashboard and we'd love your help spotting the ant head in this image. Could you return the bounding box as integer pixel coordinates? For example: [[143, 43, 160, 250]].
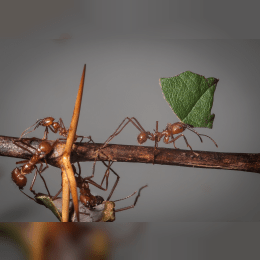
[[38, 141, 52, 154], [95, 195, 104, 205], [80, 194, 96, 208], [137, 132, 148, 144], [11, 167, 27, 188], [170, 122, 187, 135]]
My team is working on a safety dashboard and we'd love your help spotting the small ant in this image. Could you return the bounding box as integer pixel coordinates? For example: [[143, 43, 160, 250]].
[[74, 161, 120, 204], [11, 138, 59, 196], [72, 162, 148, 222], [100, 117, 218, 162], [72, 162, 147, 212], [20, 117, 90, 142]]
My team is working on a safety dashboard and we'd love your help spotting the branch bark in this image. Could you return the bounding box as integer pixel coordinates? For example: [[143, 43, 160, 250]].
[[1, 135, 260, 174]]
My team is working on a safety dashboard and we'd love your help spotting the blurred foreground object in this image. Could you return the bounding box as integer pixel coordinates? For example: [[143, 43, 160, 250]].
[[28, 223, 110, 260]]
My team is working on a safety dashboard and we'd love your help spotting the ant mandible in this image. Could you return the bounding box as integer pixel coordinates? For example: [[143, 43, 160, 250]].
[[11, 137, 59, 196], [100, 117, 218, 162], [20, 117, 90, 142]]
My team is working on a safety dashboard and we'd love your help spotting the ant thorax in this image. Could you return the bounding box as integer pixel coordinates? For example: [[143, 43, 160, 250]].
[[22, 162, 35, 174]]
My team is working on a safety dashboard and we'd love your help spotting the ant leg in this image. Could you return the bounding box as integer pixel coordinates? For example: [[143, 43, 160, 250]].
[[100, 160, 112, 187], [153, 121, 160, 164], [29, 164, 50, 197], [42, 126, 50, 140], [94, 117, 145, 158], [114, 185, 148, 212], [12, 139, 37, 154], [52, 187, 62, 200], [16, 160, 29, 165], [38, 167, 51, 197], [168, 134, 199, 155], [102, 117, 146, 148], [102, 161, 120, 201], [19, 189, 36, 201], [75, 135, 92, 143], [82, 160, 120, 201], [52, 170, 63, 200], [13, 137, 43, 154], [29, 167, 39, 196]]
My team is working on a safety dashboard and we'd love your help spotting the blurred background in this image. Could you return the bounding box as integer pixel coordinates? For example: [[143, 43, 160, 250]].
[[1, 223, 260, 260], [1, 0, 260, 259]]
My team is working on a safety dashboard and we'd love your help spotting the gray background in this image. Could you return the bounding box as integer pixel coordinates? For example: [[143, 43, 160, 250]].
[[1, 1, 260, 259], [0, 39, 260, 222]]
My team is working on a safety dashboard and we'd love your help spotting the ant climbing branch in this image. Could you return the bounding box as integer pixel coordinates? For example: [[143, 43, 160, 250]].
[[1, 135, 260, 174]]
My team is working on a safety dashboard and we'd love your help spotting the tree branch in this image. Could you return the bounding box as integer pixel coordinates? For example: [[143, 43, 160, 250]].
[[1, 135, 260, 174]]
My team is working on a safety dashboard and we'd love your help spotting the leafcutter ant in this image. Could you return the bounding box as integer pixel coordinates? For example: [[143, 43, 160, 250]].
[[72, 162, 148, 222], [20, 117, 90, 142], [99, 117, 218, 162], [71, 162, 147, 212], [11, 138, 59, 196]]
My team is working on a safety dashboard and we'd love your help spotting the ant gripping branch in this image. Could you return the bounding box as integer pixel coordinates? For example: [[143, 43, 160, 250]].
[[100, 117, 218, 162], [72, 162, 147, 213], [20, 117, 90, 142], [11, 138, 59, 196], [73, 163, 148, 222]]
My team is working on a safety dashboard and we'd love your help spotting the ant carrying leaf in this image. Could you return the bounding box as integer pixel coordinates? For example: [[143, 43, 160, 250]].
[[95, 71, 219, 162]]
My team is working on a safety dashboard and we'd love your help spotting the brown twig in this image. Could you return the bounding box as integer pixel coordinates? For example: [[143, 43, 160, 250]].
[[2, 136, 260, 174], [58, 64, 86, 222]]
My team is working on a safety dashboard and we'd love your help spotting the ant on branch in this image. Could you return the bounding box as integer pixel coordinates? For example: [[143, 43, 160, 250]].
[[20, 117, 90, 142], [11, 138, 59, 197], [100, 117, 218, 162], [72, 162, 148, 222]]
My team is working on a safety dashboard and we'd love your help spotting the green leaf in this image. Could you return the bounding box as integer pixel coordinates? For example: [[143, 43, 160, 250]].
[[159, 71, 218, 128], [35, 195, 63, 221]]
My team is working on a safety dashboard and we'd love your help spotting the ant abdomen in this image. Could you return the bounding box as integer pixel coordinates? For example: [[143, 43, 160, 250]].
[[137, 132, 148, 144], [37, 141, 53, 154], [12, 168, 27, 188]]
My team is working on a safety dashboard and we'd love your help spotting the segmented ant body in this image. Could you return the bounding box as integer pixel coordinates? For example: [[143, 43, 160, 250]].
[[73, 162, 147, 212], [20, 117, 90, 142], [100, 117, 218, 161], [74, 163, 147, 222], [11, 138, 59, 196]]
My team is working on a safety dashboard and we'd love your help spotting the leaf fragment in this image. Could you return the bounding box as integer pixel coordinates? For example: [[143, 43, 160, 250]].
[[160, 71, 218, 128]]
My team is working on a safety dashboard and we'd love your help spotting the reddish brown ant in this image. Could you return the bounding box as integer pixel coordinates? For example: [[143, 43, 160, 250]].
[[20, 117, 90, 142], [11, 138, 59, 196], [100, 117, 218, 162], [73, 162, 148, 222]]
